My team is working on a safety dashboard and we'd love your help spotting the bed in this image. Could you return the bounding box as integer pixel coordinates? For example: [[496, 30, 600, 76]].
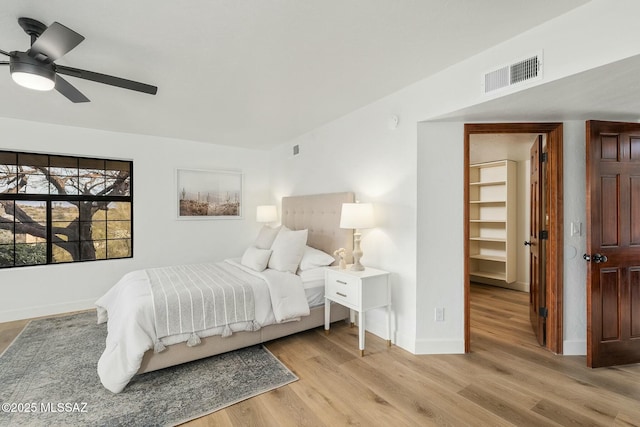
[[95, 192, 354, 393]]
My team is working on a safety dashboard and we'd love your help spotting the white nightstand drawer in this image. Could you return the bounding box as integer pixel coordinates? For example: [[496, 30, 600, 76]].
[[325, 271, 359, 306]]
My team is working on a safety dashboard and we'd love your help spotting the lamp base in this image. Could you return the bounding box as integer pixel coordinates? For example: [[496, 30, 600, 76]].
[[350, 262, 364, 271], [351, 231, 365, 271]]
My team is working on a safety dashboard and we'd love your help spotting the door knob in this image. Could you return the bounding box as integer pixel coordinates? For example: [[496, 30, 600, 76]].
[[524, 241, 532, 246], [583, 253, 608, 263]]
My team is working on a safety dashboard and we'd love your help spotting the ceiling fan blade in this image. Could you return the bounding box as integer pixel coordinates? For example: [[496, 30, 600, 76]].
[[56, 65, 157, 95], [55, 75, 90, 103], [0, 49, 10, 57], [29, 22, 84, 62]]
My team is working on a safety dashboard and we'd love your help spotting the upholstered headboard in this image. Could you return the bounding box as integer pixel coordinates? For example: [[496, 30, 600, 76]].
[[281, 192, 354, 263]]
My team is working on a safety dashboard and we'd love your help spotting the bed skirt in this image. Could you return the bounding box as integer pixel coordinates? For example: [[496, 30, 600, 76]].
[[137, 302, 349, 374]]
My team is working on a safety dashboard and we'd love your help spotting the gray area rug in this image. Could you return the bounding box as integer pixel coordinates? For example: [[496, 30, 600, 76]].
[[0, 312, 297, 426]]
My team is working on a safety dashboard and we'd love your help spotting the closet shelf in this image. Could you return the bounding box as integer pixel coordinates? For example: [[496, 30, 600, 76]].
[[468, 160, 516, 285], [470, 254, 506, 262], [470, 271, 507, 281]]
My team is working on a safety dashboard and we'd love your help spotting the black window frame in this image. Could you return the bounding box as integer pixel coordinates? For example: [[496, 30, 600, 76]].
[[0, 150, 133, 268]]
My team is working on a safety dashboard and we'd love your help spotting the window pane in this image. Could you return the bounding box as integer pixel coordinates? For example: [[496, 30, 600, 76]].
[[0, 200, 14, 221], [107, 239, 131, 259], [52, 221, 79, 242], [0, 244, 14, 267], [79, 158, 104, 171], [19, 172, 50, 194], [87, 220, 106, 239], [106, 160, 130, 172], [49, 175, 79, 195], [0, 228, 13, 244], [18, 153, 48, 167], [79, 174, 106, 195], [50, 155, 78, 172], [0, 165, 18, 193], [0, 152, 17, 164], [15, 243, 46, 266], [107, 221, 131, 239], [79, 240, 98, 261], [52, 201, 78, 220], [52, 242, 77, 263], [107, 202, 131, 220], [17, 154, 49, 195], [105, 173, 131, 196], [93, 240, 107, 259], [15, 201, 46, 224]]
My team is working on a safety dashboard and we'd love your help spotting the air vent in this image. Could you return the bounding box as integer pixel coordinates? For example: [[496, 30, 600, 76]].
[[483, 52, 542, 94]]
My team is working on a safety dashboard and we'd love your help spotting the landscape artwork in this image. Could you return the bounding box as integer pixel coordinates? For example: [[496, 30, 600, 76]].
[[177, 169, 242, 219]]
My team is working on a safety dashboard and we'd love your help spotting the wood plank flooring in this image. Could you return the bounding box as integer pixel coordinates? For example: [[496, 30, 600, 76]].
[[1, 284, 639, 426]]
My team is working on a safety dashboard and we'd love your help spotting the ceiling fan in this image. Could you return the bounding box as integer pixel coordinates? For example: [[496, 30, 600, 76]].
[[0, 17, 158, 103]]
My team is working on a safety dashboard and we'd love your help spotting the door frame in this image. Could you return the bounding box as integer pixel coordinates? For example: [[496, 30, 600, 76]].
[[464, 122, 564, 354]]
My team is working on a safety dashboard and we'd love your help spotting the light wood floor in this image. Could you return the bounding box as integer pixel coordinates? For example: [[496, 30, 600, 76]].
[[2, 284, 639, 426]]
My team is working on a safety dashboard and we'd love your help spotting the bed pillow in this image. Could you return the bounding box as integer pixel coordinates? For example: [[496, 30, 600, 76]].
[[254, 225, 281, 249], [268, 226, 308, 274], [299, 245, 335, 271], [241, 246, 272, 272]]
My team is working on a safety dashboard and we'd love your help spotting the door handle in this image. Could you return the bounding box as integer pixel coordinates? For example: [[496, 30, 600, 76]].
[[524, 241, 532, 246], [583, 253, 608, 263]]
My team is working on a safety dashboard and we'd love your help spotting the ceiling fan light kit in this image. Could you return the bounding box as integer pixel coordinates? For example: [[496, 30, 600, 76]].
[[10, 51, 56, 91], [1, 17, 157, 102]]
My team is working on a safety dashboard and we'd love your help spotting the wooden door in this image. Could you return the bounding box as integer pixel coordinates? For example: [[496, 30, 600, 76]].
[[586, 120, 640, 367], [529, 135, 546, 345]]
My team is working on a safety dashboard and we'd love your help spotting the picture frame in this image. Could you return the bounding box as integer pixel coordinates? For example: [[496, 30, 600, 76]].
[[176, 168, 243, 219]]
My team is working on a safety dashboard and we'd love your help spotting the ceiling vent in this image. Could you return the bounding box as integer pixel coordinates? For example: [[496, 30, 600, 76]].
[[483, 52, 542, 94]]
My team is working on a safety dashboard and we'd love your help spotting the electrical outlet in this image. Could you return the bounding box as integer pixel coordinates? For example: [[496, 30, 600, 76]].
[[435, 307, 445, 322]]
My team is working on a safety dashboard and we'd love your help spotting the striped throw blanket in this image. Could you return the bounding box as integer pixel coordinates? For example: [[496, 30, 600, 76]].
[[147, 262, 259, 350]]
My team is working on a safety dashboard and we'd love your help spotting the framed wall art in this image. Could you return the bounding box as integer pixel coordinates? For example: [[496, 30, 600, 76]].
[[176, 168, 243, 219]]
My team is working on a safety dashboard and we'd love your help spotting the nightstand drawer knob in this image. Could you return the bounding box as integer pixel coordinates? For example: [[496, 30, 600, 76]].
[[336, 292, 347, 297], [336, 280, 347, 285]]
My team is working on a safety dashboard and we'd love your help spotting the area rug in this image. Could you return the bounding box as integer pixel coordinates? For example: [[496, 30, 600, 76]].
[[0, 312, 297, 426]]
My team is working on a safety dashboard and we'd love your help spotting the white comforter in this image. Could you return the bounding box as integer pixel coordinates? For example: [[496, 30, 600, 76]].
[[96, 259, 309, 393]]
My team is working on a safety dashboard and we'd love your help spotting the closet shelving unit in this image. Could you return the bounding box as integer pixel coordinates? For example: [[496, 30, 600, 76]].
[[469, 160, 516, 284]]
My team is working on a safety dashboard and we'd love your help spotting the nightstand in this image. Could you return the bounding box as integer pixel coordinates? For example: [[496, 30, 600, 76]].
[[324, 266, 391, 356]]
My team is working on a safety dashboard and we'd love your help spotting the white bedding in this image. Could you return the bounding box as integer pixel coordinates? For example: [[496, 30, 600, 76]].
[[96, 259, 310, 393], [300, 267, 327, 307]]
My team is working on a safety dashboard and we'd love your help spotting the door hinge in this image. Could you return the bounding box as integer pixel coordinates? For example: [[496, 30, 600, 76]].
[[540, 152, 548, 162], [539, 307, 548, 318], [540, 230, 549, 240]]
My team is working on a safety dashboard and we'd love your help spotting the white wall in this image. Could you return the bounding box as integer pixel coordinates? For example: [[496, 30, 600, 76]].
[[515, 160, 531, 292], [269, 106, 419, 350], [0, 118, 270, 322], [562, 120, 587, 355], [270, 0, 640, 354]]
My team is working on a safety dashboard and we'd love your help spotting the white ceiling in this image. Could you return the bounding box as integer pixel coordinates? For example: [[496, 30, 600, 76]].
[[436, 53, 640, 124], [0, 0, 591, 150]]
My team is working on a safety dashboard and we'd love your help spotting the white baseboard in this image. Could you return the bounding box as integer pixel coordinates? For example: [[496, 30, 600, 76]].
[[393, 330, 416, 353], [414, 338, 465, 354], [0, 298, 96, 323], [563, 339, 586, 355]]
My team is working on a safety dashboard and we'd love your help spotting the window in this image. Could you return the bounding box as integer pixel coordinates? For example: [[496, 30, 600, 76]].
[[0, 151, 132, 268]]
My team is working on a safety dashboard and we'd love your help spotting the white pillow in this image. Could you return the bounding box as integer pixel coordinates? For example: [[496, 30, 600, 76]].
[[268, 226, 308, 274], [241, 246, 272, 272], [254, 225, 281, 249], [299, 245, 335, 271]]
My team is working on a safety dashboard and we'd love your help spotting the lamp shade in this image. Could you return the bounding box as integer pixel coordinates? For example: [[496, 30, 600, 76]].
[[256, 205, 277, 223], [340, 203, 374, 229]]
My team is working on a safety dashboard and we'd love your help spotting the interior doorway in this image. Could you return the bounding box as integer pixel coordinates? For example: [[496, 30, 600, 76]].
[[464, 123, 564, 354]]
